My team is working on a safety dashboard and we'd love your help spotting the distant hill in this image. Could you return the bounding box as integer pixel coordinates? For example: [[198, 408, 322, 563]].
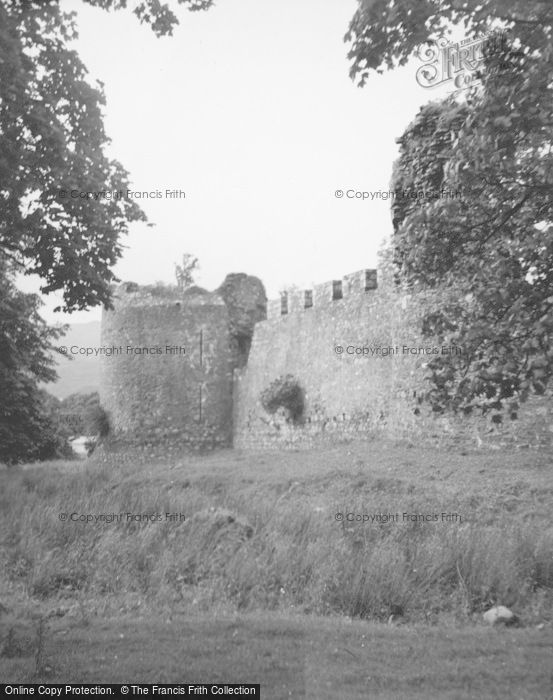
[[45, 321, 102, 399]]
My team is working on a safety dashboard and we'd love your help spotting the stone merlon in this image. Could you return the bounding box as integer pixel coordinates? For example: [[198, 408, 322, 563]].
[[267, 269, 378, 319]]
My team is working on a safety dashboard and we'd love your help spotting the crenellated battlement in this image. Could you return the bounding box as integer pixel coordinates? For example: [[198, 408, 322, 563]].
[[266, 269, 378, 319]]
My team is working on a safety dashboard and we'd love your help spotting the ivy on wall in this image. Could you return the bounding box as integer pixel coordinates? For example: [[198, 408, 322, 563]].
[[260, 375, 305, 424]]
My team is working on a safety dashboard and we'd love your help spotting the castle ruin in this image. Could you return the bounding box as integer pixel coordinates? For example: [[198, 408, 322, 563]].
[[100, 274, 265, 450], [100, 269, 553, 451]]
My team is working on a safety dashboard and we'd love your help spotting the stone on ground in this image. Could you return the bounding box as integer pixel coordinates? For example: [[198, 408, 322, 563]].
[[483, 605, 516, 626]]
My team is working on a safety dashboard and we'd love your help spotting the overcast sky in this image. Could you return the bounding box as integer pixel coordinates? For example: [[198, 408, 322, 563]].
[[21, 0, 456, 324]]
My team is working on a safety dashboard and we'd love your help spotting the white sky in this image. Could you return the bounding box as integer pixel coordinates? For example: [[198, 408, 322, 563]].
[[21, 0, 457, 324]]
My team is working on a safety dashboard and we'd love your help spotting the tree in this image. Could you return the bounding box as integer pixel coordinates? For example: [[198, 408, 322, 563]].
[[346, 1, 553, 416], [175, 253, 199, 291], [56, 391, 105, 438], [0, 0, 214, 460], [0, 261, 69, 463], [345, 0, 551, 87], [85, 0, 215, 37], [0, 2, 145, 312], [0, 0, 214, 312]]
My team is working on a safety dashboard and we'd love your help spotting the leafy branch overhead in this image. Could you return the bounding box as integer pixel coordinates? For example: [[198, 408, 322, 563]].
[[87, 0, 216, 37], [0, 0, 214, 313], [346, 0, 552, 86], [347, 0, 553, 415]]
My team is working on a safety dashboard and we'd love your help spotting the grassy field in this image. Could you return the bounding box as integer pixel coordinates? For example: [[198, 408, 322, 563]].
[[2, 612, 553, 699], [1, 440, 553, 697]]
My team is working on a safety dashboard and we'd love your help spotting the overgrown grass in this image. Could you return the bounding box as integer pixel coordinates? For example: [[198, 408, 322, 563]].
[[1, 443, 553, 625]]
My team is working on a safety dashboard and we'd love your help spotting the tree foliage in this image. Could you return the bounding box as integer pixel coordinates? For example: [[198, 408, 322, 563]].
[[0, 0, 214, 312], [56, 391, 105, 437], [0, 1, 148, 312], [347, 0, 553, 416], [83, 0, 215, 37], [0, 262, 70, 463], [175, 253, 199, 290], [346, 0, 552, 86], [0, 0, 214, 461]]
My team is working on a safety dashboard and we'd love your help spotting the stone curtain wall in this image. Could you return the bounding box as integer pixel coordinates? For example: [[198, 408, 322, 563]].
[[99, 273, 552, 452], [234, 270, 553, 450], [233, 269, 423, 449], [100, 284, 235, 449]]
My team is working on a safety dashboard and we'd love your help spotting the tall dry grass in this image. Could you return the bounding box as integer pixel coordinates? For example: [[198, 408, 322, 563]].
[[1, 455, 552, 623]]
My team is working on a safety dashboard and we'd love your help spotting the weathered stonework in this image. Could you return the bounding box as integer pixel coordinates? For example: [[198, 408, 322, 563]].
[[100, 276, 265, 449], [100, 269, 552, 452], [234, 270, 553, 450], [217, 273, 267, 369]]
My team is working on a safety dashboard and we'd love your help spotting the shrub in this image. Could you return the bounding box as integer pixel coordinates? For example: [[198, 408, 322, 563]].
[[260, 375, 304, 423], [0, 389, 73, 465], [58, 392, 99, 436], [89, 404, 110, 438], [143, 281, 179, 297], [58, 392, 110, 438]]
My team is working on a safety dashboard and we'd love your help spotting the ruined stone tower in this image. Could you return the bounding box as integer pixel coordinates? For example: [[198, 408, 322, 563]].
[[100, 274, 266, 449]]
